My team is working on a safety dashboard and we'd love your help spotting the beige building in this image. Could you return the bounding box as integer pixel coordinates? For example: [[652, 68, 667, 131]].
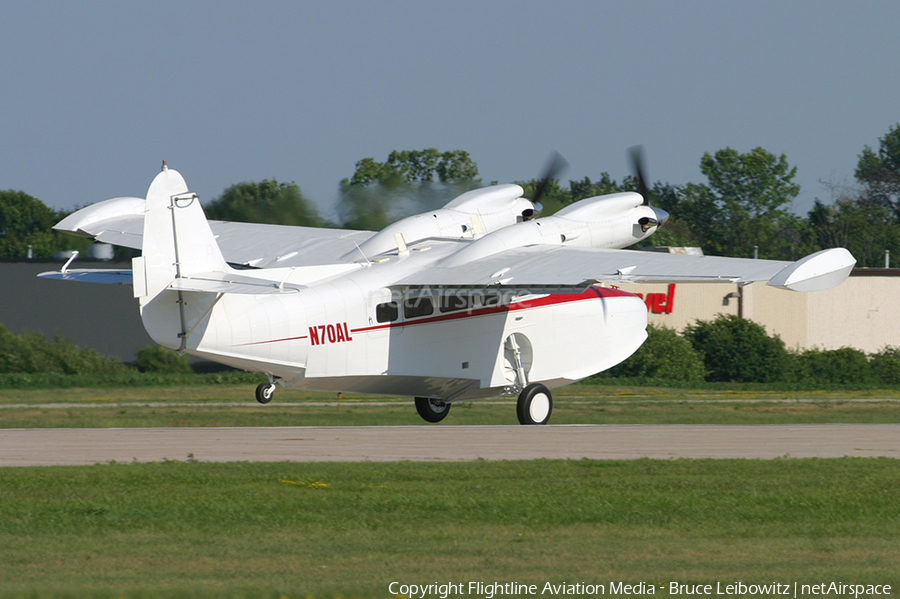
[[616, 269, 900, 353]]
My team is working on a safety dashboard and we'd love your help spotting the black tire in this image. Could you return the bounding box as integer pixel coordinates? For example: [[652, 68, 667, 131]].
[[415, 397, 451, 423], [255, 382, 276, 404], [516, 383, 552, 425]]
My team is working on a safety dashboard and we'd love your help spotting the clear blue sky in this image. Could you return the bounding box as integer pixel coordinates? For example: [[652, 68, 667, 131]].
[[2, 1, 898, 220]]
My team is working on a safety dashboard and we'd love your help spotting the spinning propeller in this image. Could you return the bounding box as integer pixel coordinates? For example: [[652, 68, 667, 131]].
[[523, 152, 569, 221], [629, 145, 669, 232]]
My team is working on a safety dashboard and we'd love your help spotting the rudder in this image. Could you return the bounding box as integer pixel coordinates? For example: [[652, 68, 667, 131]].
[[133, 164, 228, 301], [134, 164, 228, 351]]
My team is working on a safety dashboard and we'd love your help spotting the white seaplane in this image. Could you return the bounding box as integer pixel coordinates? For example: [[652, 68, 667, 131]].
[[42, 155, 855, 424]]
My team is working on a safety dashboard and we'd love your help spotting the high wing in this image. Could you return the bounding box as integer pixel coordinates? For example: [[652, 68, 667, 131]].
[[50, 174, 855, 295], [53, 196, 375, 268], [53, 183, 541, 269], [392, 245, 856, 293]]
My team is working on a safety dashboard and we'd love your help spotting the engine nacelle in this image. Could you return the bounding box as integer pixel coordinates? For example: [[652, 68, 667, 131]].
[[346, 184, 537, 258], [440, 192, 669, 267]]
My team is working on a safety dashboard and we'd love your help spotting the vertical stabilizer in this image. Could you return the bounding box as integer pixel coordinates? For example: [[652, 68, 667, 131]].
[[135, 166, 229, 351], [135, 166, 228, 301]]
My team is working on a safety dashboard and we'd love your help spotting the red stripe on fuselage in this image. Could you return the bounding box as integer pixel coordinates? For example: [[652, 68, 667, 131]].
[[235, 335, 309, 347], [235, 287, 635, 346], [351, 286, 635, 334]]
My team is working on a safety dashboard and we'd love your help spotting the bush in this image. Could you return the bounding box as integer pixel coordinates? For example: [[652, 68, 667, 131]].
[[683, 314, 789, 383], [0, 323, 127, 375], [604, 324, 706, 381], [869, 347, 900, 385], [135, 345, 193, 374], [790, 347, 873, 386]]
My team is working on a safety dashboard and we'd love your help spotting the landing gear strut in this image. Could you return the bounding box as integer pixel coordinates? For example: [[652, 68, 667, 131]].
[[415, 397, 451, 423], [255, 382, 276, 404], [517, 383, 552, 425]]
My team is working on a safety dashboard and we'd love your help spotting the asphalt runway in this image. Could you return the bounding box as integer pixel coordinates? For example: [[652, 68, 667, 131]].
[[2, 424, 899, 466]]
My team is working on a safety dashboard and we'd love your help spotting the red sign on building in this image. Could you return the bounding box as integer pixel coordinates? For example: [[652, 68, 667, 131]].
[[633, 283, 675, 314]]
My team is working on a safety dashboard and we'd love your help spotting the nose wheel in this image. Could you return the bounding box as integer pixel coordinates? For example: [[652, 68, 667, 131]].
[[517, 383, 552, 425]]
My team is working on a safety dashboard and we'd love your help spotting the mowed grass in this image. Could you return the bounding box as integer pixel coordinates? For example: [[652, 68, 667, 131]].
[[1, 458, 898, 598], [1, 384, 900, 427]]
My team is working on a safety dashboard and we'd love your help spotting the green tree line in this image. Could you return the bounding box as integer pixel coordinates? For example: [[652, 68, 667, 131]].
[[3, 127, 899, 265], [0, 191, 92, 259], [2, 319, 898, 387], [596, 316, 900, 386]]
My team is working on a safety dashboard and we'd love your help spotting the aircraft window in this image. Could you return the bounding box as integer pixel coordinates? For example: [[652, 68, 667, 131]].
[[439, 295, 472, 313], [375, 302, 399, 323], [403, 296, 434, 319]]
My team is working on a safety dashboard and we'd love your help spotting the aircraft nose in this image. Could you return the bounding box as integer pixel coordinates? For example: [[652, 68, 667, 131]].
[[652, 206, 669, 228]]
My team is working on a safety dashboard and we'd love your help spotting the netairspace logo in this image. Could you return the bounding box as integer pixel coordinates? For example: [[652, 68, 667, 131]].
[[388, 581, 893, 598]]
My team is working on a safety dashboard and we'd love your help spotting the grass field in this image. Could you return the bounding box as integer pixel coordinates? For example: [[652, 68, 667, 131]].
[[1, 458, 898, 598], [2, 383, 898, 598], [2, 383, 900, 428]]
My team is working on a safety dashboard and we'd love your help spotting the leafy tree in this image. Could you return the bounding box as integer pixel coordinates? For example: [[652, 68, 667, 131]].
[[568, 173, 623, 202], [347, 157, 405, 188], [855, 123, 900, 219], [687, 148, 806, 259], [338, 184, 397, 231], [808, 186, 898, 267], [204, 180, 323, 227], [683, 314, 789, 383], [434, 150, 480, 182], [0, 190, 64, 259], [347, 149, 479, 187], [339, 149, 481, 230], [806, 125, 900, 267]]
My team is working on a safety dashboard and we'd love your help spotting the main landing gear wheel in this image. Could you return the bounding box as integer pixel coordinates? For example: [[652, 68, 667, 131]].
[[415, 397, 451, 423], [255, 382, 276, 404], [517, 383, 552, 425]]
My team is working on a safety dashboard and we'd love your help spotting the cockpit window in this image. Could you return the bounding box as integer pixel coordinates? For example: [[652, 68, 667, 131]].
[[375, 302, 399, 323]]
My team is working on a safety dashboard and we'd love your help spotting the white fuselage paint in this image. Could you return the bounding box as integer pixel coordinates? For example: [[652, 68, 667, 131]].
[[142, 245, 648, 402], [135, 176, 655, 402]]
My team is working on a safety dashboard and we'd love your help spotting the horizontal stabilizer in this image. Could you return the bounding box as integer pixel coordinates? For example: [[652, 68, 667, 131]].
[[53, 196, 376, 266], [168, 273, 302, 295], [38, 269, 133, 285]]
